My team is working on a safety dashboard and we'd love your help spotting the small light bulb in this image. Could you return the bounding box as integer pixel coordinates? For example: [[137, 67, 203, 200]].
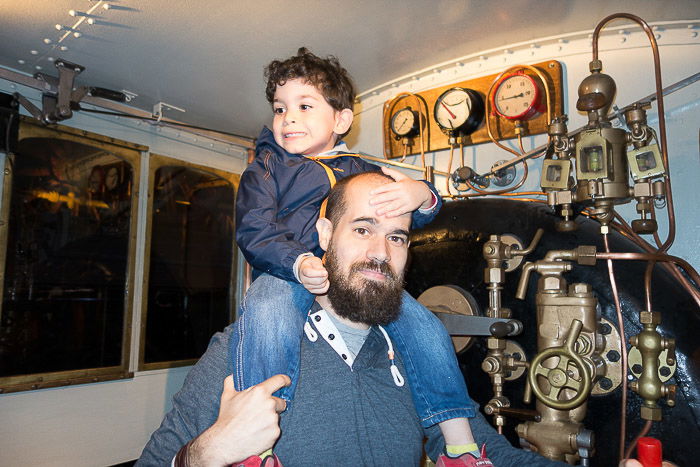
[[35, 65, 42, 70], [18, 59, 25, 65], [87, 18, 95, 25], [74, 32, 82, 38], [56, 24, 63, 31], [60, 45, 69, 51], [69, 9, 77, 16], [43, 38, 52, 44], [48, 57, 55, 62], [30, 50, 38, 55], [103, 3, 110, 10]]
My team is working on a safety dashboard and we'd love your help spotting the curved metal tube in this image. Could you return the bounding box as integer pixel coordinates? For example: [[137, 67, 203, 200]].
[[592, 13, 676, 253]]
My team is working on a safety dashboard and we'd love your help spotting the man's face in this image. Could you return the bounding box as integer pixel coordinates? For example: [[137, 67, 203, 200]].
[[271, 79, 349, 156], [320, 177, 411, 325]]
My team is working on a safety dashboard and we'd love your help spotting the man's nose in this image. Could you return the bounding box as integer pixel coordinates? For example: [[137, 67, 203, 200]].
[[367, 237, 390, 263]]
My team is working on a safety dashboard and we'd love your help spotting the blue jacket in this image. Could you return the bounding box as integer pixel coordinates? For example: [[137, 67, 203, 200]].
[[235, 127, 443, 282]]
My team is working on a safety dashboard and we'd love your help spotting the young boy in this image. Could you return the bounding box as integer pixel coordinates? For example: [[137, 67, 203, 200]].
[[234, 48, 490, 467]]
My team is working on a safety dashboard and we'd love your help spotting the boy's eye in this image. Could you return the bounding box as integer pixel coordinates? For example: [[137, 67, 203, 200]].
[[300, 104, 312, 111], [273, 107, 285, 114]]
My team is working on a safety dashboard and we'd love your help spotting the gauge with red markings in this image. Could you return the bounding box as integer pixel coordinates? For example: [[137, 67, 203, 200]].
[[492, 72, 544, 121]]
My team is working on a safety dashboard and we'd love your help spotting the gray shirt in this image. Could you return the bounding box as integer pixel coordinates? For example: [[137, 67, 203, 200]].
[[136, 308, 566, 466]]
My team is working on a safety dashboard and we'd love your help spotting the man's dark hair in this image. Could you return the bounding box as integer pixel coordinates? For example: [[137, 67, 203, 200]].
[[265, 47, 356, 140], [324, 171, 394, 226]]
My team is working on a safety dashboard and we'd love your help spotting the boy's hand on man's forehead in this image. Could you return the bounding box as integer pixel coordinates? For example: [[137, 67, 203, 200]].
[[369, 167, 434, 218]]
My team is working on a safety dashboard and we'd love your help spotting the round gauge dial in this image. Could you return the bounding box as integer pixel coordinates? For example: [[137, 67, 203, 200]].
[[433, 87, 484, 136], [390, 107, 420, 138], [492, 73, 542, 120]]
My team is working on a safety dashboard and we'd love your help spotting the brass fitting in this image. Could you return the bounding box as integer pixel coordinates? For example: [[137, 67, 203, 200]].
[[629, 310, 676, 420]]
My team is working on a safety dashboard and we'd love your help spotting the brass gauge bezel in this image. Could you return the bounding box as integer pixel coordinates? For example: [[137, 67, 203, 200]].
[[390, 106, 420, 139], [433, 87, 485, 136]]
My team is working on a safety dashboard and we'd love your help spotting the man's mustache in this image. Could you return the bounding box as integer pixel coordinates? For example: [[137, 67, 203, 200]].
[[349, 260, 397, 281]]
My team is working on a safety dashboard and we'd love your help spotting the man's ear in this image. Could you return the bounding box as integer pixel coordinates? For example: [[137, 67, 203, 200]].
[[316, 217, 333, 252], [333, 108, 354, 136]]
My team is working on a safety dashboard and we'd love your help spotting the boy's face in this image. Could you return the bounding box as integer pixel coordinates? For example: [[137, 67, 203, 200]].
[[271, 78, 352, 156]]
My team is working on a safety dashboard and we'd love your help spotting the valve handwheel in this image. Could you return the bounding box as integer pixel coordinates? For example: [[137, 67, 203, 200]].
[[528, 319, 592, 410]]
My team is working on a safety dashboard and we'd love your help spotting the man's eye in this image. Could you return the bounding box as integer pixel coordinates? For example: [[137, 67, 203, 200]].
[[388, 235, 406, 245], [354, 227, 369, 236]]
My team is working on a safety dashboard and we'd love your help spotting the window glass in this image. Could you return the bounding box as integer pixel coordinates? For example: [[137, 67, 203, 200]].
[[143, 164, 236, 365], [0, 136, 133, 378]]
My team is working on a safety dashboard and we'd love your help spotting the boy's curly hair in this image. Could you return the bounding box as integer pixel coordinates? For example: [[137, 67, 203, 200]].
[[265, 47, 356, 139]]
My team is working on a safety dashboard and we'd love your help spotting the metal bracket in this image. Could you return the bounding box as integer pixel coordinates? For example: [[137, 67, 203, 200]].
[[16, 59, 88, 124], [152, 101, 186, 123]]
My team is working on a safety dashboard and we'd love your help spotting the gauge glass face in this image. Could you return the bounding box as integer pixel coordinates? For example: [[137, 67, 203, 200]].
[[494, 75, 538, 119], [435, 89, 472, 130], [391, 108, 417, 136]]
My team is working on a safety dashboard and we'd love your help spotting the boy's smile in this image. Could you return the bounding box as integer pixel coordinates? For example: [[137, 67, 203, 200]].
[[272, 79, 352, 156]]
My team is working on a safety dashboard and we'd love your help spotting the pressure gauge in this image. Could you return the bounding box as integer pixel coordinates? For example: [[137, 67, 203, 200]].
[[433, 87, 484, 136], [492, 72, 543, 120], [390, 106, 420, 138]]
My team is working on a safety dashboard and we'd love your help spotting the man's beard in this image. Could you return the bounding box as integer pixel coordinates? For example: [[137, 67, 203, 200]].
[[325, 245, 404, 326]]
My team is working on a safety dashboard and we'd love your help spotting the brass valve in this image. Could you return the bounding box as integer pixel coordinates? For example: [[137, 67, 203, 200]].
[[528, 320, 593, 410], [628, 311, 677, 420]]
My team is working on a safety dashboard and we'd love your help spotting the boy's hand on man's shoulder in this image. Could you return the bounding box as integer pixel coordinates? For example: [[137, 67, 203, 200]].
[[299, 256, 329, 294], [369, 167, 434, 218]]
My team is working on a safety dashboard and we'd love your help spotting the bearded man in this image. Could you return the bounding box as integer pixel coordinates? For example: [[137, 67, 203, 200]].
[[137, 172, 564, 467]]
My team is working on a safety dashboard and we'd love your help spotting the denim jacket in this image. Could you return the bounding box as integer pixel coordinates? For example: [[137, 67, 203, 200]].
[[235, 127, 442, 282]]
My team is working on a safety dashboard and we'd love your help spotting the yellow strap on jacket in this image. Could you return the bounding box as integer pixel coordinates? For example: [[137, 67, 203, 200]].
[[303, 153, 361, 218]]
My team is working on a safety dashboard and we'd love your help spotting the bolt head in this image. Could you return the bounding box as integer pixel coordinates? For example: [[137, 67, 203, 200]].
[[542, 276, 564, 291]]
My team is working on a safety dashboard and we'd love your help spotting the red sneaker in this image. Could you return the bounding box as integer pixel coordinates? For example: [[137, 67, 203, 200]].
[[234, 453, 283, 467], [436, 445, 493, 467]]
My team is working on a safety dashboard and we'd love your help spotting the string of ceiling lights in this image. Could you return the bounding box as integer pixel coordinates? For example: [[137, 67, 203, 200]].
[[18, 1, 110, 72]]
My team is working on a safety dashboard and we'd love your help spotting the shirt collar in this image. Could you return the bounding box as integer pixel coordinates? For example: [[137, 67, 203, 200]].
[[317, 141, 350, 157]]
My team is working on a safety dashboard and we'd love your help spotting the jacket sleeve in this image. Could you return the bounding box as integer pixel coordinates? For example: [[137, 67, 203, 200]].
[[411, 179, 442, 229], [235, 155, 310, 283], [351, 156, 442, 230]]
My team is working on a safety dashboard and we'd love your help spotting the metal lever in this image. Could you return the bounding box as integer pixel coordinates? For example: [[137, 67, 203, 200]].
[[433, 312, 522, 337]]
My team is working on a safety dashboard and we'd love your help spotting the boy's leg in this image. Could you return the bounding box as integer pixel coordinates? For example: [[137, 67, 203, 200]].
[[384, 291, 476, 428], [231, 273, 315, 402]]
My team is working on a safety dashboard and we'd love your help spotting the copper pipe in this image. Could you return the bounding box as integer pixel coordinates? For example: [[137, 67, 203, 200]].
[[446, 144, 455, 197], [624, 420, 653, 461], [602, 233, 628, 463], [612, 212, 700, 308], [644, 261, 654, 311], [592, 13, 676, 253], [596, 251, 700, 287]]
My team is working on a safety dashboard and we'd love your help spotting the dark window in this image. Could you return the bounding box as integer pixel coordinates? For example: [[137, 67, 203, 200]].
[[142, 159, 237, 367], [0, 123, 140, 391]]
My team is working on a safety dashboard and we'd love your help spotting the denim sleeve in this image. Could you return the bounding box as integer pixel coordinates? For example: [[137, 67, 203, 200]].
[[423, 411, 568, 466], [235, 154, 309, 283], [135, 330, 232, 466]]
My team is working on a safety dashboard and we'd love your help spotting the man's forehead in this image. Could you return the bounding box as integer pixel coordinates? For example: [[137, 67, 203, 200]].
[[342, 178, 412, 229]]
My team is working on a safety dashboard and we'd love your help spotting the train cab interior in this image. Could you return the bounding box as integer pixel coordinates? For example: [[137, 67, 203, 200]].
[[0, 1, 699, 465]]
